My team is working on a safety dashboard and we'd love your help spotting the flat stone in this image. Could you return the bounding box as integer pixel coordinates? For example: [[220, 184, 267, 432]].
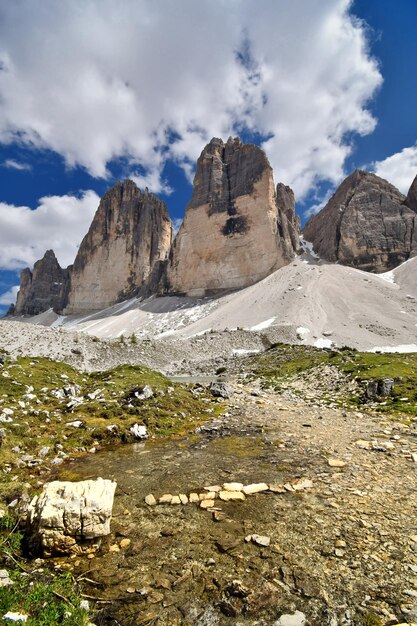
[[328, 459, 346, 468], [158, 494, 173, 504], [170, 496, 181, 505], [200, 499, 215, 509], [179, 494, 188, 504], [242, 483, 269, 495], [145, 494, 156, 506], [204, 485, 221, 493], [219, 490, 245, 501], [292, 478, 313, 491], [222, 482, 244, 492], [189, 493, 199, 503], [199, 491, 216, 501], [269, 483, 286, 493]]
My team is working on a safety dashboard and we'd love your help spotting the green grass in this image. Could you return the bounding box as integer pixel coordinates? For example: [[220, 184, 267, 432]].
[[0, 355, 221, 502], [244, 343, 417, 416]]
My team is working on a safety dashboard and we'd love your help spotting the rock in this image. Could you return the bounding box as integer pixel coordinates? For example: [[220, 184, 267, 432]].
[[209, 382, 233, 399], [158, 494, 173, 504], [27, 478, 116, 556], [219, 491, 245, 501], [303, 169, 417, 272], [245, 534, 270, 547], [0, 570, 13, 587], [3, 613, 28, 623], [134, 385, 153, 400], [328, 459, 346, 468], [144, 494, 157, 506], [199, 492, 216, 501], [64, 180, 173, 313], [291, 478, 313, 491], [179, 494, 188, 504], [222, 482, 244, 492], [129, 424, 148, 439], [366, 378, 394, 399], [215, 537, 242, 553], [171, 496, 181, 505], [268, 483, 286, 493], [12, 250, 71, 316], [242, 482, 269, 495], [200, 499, 215, 509], [405, 174, 417, 212], [189, 493, 199, 503], [120, 538, 131, 549], [274, 610, 306, 626], [166, 137, 297, 296]]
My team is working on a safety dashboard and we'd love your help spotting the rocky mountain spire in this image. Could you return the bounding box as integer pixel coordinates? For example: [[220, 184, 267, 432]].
[[303, 169, 417, 272], [166, 137, 298, 296], [64, 180, 173, 313], [13, 250, 70, 316], [405, 174, 417, 212]]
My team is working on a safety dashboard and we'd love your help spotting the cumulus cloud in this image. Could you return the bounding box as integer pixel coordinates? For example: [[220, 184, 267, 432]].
[[0, 191, 100, 271], [0, 285, 19, 306], [0, 0, 381, 199], [373, 144, 417, 194]]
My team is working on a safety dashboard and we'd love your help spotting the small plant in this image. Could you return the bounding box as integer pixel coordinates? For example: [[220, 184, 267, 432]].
[[130, 333, 137, 345], [119, 334, 125, 344], [360, 612, 383, 626]]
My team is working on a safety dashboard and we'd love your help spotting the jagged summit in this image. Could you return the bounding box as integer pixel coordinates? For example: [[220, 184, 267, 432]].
[[303, 169, 417, 272], [167, 136, 299, 295], [14, 249, 70, 316], [405, 174, 417, 212], [64, 179, 173, 312]]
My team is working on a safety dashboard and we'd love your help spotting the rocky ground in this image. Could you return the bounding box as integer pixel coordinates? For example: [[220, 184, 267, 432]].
[[46, 383, 417, 626]]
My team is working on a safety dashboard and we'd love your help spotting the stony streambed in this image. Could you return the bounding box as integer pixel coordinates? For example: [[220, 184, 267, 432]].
[[53, 386, 417, 626]]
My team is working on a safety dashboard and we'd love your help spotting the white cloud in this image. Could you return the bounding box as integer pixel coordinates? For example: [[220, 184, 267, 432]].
[[2, 159, 31, 171], [0, 0, 381, 199], [0, 191, 99, 270], [0, 285, 19, 306], [373, 143, 417, 194]]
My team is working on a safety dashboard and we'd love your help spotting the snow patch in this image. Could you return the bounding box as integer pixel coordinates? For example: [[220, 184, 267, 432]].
[[314, 338, 333, 349], [296, 326, 310, 337], [250, 317, 275, 331], [232, 349, 261, 356], [300, 238, 320, 259], [369, 344, 417, 353], [379, 270, 395, 284]]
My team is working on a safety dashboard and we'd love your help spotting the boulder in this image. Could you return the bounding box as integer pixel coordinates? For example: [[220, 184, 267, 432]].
[[366, 378, 394, 399], [303, 170, 417, 272], [167, 137, 298, 295], [27, 478, 117, 556]]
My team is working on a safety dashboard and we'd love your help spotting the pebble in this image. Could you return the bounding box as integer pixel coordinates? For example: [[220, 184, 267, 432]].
[[199, 491, 216, 501], [242, 482, 269, 494], [245, 534, 270, 547], [120, 539, 131, 549], [274, 610, 306, 626], [144, 494, 156, 506], [179, 493, 188, 504], [328, 459, 346, 467], [189, 493, 199, 503], [171, 496, 181, 505], [3, 613, 28, 623], [219, 490, 245, 501]]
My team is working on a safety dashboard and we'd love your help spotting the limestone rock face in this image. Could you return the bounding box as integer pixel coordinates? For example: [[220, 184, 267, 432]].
[[27, 478, 117, 556], [167, 137, 297, 296], [405, 174, 417, 212], [303, 170, 417, 272], [65, 180, 172, 312], [14, 250, 70, 316]]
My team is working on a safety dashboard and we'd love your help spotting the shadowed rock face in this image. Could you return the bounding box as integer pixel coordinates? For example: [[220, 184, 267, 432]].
[[303, 170, 417, 272], [406, 174, 417, 212], [64, 180, 173, 312], [167, 137, 298, 296], [13, 250, 70, 316]]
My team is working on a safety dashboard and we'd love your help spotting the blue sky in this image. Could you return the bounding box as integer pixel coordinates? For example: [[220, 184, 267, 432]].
[[0, 0, 416, 315]]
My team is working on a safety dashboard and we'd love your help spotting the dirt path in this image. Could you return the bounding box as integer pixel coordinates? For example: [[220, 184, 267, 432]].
[[51, 384, 417, 626]]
